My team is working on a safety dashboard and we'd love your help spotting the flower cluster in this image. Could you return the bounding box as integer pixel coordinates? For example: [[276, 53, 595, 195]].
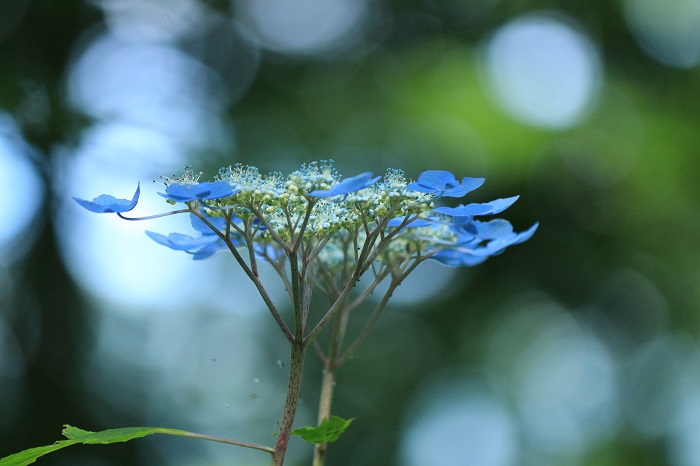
[[73, 162, 537, 292]]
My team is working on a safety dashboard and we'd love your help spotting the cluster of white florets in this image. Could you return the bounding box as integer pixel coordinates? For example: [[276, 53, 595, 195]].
[[208, 162, 433, 250], [188, 162, 436, 276], [160, 165, 202, 186], [286, 160, 338, 195], [350, 168, 432, 220], [381, 223, 458, 261]]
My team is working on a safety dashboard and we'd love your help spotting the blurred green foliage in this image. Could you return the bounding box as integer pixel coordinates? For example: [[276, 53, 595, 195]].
[[2, 0, 700, 465]]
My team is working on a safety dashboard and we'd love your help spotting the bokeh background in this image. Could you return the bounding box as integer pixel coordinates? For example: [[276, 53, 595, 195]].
[[2, 0, 700, 465]]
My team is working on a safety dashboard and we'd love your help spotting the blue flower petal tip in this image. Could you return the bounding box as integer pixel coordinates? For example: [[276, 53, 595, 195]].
[[406, 170, 484, 198], [429, 221, 538, 267], [72, 183, 140, 213], [145, 230, 222, 252], [435, 195, 521, 219], [387, 215, 434, 227], [158, 180, 237, 203], [309, 172, 379, 198]]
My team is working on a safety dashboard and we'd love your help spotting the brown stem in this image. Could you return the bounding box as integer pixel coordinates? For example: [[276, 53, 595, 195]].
[[271, 341, 306, 466]]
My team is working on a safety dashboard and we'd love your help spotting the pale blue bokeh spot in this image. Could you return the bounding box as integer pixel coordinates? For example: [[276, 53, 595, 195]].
[[483, 13, 602, 129]]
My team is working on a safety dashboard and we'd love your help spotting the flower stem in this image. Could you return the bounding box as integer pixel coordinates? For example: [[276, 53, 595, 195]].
[[313, 300, 348, 466], [271, 341, 306, 466], [312, 363, 337, 466], [157, 428, 274, 454]]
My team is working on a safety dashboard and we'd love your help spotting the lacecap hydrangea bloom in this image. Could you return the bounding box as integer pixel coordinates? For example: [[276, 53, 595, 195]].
[[73, 160, 538, 345], [73, 162, 536, 277]]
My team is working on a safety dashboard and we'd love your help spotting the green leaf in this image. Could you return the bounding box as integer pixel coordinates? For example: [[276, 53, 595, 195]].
[[0, 426, 168, 466], [290, 416, 354, 444], [1, 424, 274, 465], [61, 425, 158, 444], [1, 426, 208, 466], [0, 441, 76, 466]]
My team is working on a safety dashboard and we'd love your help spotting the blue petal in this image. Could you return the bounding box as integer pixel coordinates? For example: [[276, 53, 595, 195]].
[[191, 241, 227, 260], [456, 177, 486, 195], [190, 212, 227, 234], [452, 230, 478, 244], [406, 170, 456, 193], [441, 176, 485, 198], [145, 231, 185, 250], [474, 219, 514, 239], [387, 215, 435, 227], [504, 222, 538, 247], [435, 203, 493, 218], [204, 181, 239, 199], [406, 171, 484, 197], [436, 196, 520, 221], [478, 196, 520, 215], [430, 222, 538, 266], [430, 248, 489, 267], [471, 222, 539, 256], [309, 172, 380, 198], [145, 231, 219, 251], [72, 184, 140, 213], [158, 181, 236, 202]]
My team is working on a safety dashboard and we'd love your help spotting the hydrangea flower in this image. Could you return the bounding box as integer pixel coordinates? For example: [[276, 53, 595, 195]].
[[406, 170, 484, 198], [73, 163, 536, 271], [430, 221, 538, 266], [386, 215, 435, 227], [159, 180, 238, 203], [145, 230, 221, 251], [72, 184, 140, 213], [308, 172, 380, 198], [145, 213, 230, 260], [434, 196, 520, 220]]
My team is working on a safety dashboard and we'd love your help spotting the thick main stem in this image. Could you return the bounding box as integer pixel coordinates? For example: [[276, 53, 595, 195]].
[[272, 341, 306, 466]]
